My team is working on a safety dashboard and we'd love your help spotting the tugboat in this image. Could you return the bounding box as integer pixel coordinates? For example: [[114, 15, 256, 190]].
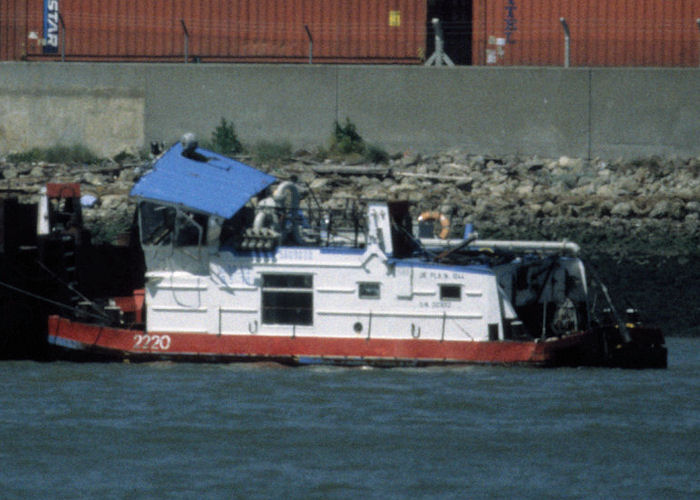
[[47, 138, 667, 368]]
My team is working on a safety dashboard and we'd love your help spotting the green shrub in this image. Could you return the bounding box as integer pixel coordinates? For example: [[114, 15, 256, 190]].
[[45, 144, 99, 164], [6, 148, 44, 163], [251, 140, 292, 166], [6, 144, 99, 164], [330, 118, 366, 156], [113, 149, 144, 164], [327, 118, 389, 164], [365, 144, 389, 164], [207, 118, 243, 156]]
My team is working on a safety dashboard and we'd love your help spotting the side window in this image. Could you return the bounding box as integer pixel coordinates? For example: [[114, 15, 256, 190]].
[[440, 284, 461, 301], [359, 282, 380, 299], [261, 274, 313, 326], [139, 202, 207, 247], [139, 202, 175, 245]]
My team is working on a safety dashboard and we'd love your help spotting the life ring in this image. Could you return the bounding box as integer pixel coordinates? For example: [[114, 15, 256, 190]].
[[418, 211, 450, 239]]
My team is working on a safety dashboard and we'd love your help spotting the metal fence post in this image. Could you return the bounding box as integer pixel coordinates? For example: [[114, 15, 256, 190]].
[[180, 19, 189, 63], [560, 17, 570, 68], [697, 19, 700, 67], [304, 25, 313, 64], [58, 13, 66, 62]]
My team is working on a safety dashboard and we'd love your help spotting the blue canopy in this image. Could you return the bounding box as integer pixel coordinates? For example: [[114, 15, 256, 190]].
[[131, 142, 276, 219]]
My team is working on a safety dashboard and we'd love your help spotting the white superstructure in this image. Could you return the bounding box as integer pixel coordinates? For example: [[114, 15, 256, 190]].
[[139, 193, 588, 345]]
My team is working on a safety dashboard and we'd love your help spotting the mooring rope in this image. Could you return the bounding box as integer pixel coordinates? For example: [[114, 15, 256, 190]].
[[0, 279, 109, 323]]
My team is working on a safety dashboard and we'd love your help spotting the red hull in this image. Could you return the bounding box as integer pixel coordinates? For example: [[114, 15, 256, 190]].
[[48, 315, 601, 367]]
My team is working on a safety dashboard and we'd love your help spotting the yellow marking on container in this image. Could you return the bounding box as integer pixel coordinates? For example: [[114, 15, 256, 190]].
[[389, 10, 401, 27]]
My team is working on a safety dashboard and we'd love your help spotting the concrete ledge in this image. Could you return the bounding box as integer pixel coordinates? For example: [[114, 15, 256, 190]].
[[0, 62, 698, 158]]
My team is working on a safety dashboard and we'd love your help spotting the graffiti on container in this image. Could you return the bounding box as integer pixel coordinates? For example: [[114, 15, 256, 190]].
[[504, 0, 517, 44]]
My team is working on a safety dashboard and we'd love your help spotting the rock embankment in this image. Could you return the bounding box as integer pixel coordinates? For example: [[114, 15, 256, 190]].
[[1, 152, 698, 335]]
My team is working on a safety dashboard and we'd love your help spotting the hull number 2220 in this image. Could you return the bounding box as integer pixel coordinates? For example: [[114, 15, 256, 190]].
[[133, 334, 171, 351]]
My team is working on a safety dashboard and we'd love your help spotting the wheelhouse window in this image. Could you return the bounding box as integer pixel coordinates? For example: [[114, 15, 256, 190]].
[[261, 274, 313, 326], [359, 282, 380, 299], [139, 202, 175, 245], [139, 202, 207, 247], [440, 284, 462, 301]]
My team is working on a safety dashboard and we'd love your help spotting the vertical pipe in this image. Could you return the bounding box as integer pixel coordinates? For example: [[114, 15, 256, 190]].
[[366, 310, 372, 341], [541, 299, 548, 339], [560, 17, 570, 68], [441, 311, 446, 342]]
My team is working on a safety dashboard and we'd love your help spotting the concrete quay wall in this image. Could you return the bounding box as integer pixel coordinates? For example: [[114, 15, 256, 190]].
[[0, 62, 698, 159]]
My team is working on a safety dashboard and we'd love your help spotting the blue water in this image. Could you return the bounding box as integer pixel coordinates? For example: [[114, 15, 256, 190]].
[[1, 337, 697, 499]]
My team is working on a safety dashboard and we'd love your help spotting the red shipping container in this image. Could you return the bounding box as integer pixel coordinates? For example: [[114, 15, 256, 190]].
[[473, 0, 700, 66], [4, 0, 699, 66], [3, 0, 426, 63], [0, 0, 29, 60]]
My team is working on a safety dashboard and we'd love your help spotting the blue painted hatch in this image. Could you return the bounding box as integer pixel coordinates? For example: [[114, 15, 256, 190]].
[[130, 142, 277, 219]]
